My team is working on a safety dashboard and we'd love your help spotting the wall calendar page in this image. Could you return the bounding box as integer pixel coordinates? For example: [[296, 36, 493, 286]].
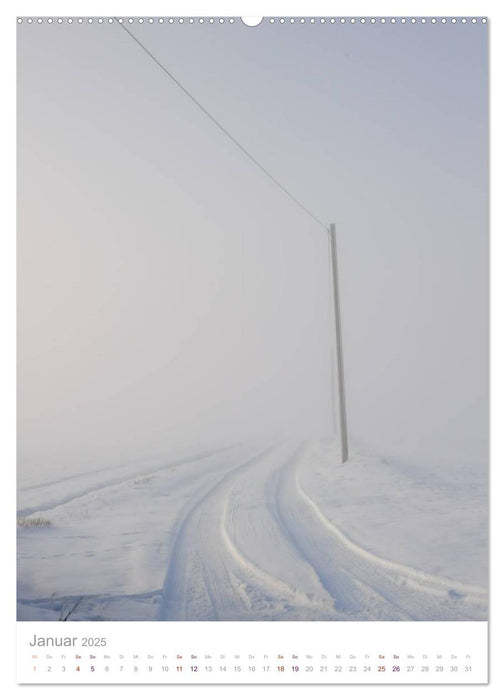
[[15, 2, 490, 689]]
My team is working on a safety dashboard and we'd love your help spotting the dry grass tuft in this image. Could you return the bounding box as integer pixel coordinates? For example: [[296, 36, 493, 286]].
[[17, 516, 53, 528]]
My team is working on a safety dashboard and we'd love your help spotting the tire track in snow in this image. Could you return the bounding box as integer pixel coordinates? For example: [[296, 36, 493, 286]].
[[274, 444, 412, 620], [160, 443, 336, 620], [160, 445, 277, 620], [222, 445, 339, 618], [160, 439, 486, 621], [19, 438, 487, 622], [17, 446, 238, 518], [285, 446, 487, 620]]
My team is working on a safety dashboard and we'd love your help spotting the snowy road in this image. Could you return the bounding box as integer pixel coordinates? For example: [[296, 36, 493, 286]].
[[17, 440, 487, 621]]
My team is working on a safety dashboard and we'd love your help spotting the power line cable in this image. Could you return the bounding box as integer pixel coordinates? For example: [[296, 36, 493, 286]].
[[116, 19, 328, 231]]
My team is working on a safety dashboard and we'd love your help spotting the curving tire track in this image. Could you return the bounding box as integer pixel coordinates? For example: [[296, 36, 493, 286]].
[[285, 446, 487, 621], [160, 444, 279, 620], [160, 443, 337, 620], [18, 446, 237, 519], [159, 440, 487, 622]]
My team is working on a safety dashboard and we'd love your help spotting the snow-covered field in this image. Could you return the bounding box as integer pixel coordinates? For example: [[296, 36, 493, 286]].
[[17, 439, 487, 622]]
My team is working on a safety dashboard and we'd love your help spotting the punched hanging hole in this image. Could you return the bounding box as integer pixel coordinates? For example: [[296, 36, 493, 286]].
[[241, 17, 263, 27]]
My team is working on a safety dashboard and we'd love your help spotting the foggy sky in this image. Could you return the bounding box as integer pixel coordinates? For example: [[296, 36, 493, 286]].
[[17, 18, 488, 478]]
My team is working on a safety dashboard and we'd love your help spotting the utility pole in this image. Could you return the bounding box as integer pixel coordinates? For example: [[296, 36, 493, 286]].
[[328, 223, 348, 463]]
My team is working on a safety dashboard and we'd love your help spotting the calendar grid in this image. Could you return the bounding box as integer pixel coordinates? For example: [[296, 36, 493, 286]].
[[17, 621, 488, 684]]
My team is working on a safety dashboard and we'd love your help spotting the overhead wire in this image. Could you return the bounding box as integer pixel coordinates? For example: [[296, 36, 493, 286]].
[[116, 19, 328, 231]]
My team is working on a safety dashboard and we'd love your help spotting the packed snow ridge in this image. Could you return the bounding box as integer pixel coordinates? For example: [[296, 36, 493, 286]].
[[17, 439, 487, 621]]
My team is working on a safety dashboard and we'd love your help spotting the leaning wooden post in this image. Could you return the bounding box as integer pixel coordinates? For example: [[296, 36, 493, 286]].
[[328, 223, 348, 463]]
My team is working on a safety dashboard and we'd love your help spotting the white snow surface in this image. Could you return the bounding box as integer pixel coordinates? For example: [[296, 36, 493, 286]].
[[17, 438, 487, 622]]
